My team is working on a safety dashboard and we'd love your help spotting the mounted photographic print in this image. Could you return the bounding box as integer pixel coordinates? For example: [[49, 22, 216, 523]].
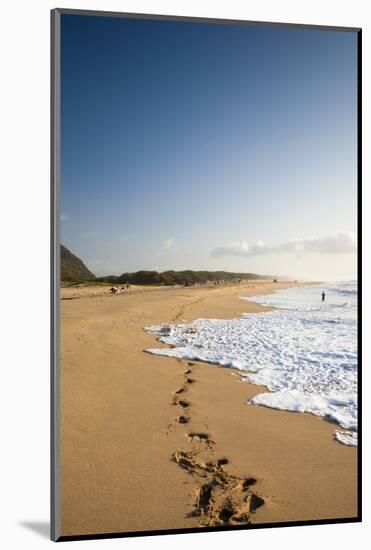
[[51, 8, 361, 541]]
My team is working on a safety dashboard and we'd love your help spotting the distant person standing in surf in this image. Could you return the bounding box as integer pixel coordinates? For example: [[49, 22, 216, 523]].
[[322, 291, 326, 302]]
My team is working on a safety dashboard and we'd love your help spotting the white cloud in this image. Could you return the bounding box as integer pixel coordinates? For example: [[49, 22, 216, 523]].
[[211, 232, 357, 258], [163, 237, 175, 250], [154, 237, 176, 258]]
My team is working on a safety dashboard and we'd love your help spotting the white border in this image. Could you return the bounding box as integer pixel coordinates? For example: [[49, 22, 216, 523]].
[[0, 1, 369, 548]]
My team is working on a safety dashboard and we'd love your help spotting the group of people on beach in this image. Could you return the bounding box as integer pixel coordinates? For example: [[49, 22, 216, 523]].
[[110, 283, 130, 294]]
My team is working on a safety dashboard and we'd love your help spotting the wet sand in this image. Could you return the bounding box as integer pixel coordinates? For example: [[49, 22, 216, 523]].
[[59, 281, 357, 536]]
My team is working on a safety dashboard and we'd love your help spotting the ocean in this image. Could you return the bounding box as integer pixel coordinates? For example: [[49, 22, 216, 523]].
[[145, 281, 358, 446]]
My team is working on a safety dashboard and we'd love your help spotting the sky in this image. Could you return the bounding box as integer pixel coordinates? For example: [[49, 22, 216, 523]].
[[60, 14, 358, 281]]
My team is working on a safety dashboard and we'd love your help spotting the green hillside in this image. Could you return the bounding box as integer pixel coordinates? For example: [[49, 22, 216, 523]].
[[96, 270, 271, 286], [61, 245, 95, 282]]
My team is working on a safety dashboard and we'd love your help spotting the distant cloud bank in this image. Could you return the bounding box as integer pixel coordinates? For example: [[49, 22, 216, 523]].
[[211, 232, 357, 258]]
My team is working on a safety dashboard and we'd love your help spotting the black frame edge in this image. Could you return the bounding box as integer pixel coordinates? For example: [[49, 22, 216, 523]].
[[54, 7, 361, 32], [356, 28, 362, 523], [51, 7, 61, 543], [55, 516, 361, 543]]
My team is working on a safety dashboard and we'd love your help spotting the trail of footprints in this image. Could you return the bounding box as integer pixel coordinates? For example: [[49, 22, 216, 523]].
[[171, 361, 265, 526]]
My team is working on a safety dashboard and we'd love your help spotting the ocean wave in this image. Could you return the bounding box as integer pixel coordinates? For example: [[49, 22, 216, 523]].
[[145, 282, 358, 446]]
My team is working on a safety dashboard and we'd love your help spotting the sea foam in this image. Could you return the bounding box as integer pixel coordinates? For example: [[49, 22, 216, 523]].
[[145, 282, 358, 446]]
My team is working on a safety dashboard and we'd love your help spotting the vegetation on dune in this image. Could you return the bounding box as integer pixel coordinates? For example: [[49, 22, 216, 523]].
[[95, 270, 271, 286]]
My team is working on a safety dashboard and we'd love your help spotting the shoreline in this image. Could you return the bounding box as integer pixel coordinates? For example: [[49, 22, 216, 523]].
[[60, 281, 357, 536], [60, 279, 310, 301], [145, 280, 357, 447]]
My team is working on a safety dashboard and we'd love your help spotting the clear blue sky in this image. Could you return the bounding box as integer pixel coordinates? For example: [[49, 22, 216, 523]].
[[61, 14, 358, 280]]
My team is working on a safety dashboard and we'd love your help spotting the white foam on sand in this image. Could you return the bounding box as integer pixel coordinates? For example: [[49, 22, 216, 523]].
[[334, 430, 358, 446], [145, 282, 358, 446]]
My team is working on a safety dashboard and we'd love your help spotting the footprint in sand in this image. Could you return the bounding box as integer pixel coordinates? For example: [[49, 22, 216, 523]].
[[188, 432, 215, 447], [172, 395, 190, 408], [169, 356, 263, 526], [172, 450, 264, 526]]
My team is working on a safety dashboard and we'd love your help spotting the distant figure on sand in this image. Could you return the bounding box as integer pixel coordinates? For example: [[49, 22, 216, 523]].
[[120, 283, 130, 291], [322, 291, 326, 302]]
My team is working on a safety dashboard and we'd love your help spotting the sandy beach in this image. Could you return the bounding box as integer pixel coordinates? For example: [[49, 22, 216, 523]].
[[60, 281, 357, 537]]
